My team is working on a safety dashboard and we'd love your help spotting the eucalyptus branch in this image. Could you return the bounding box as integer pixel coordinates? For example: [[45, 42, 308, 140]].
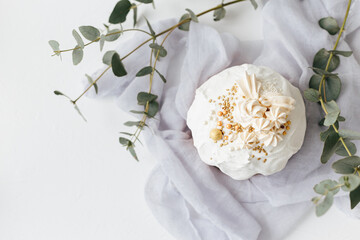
[[68, 0, 248, 104], [52, 28, 153, 56], [130, 28, 176, 146], [318, 0, 352, 157], [304, 0, 360, 216]]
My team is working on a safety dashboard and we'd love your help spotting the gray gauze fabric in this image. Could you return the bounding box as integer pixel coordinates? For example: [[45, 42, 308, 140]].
[[84, 0, 360, 239]]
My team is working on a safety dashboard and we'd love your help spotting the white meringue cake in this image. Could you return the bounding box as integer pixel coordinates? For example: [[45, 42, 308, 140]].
[[187, 64, 306, 180]]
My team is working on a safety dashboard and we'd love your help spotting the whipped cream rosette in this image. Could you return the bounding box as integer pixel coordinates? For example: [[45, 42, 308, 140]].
[[187, 64, 306, 180]]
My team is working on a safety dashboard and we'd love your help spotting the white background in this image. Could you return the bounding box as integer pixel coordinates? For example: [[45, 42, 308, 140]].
[[0, 0, 359, 239]]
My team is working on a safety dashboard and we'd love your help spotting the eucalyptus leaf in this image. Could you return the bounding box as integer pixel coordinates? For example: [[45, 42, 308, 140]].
[[145, 18, 155, 36], [321, 132, 340, 164], [128, 145, 138, 161], [324, 101, 340, 126], [337, 116, 346, 122], [72, 47, 83, 65], [185, 8, 198, 22], [111, 53, 127, 77], [132, 3, 137, 27], [72, 30, 84, 49], [119, 137, 131, 146], [135, 0, 152, 3], [303, 88, 320, 102], [335, 140, 356, 156], [309, 74, 341, 101], [329, 50, 353, 57], [332, 156, 360, 174], [339, 175, 360, 192], [136, 66, 153, 77], [109, 0, 132, 24], [213, 7, 226, 21], [319, 17, 340, 35], [102, 50, 116, 65], [339, 129, 360, 140], [316, 192, 334, 217], [320, 122, 338, 142], [73, 104, 87, 122], [124, 121, 146, 128], [130, 110, 145, 114], [149, 43, 167, 57], [105, 29, 121, 42], [178, 13, 190, 31], [79, 26, 100, 41], [311, 67, 338, 76], [85, 74, 98, 94], [350, 185, 360, 209], [49, 40, 60, 52], [314, 179, 339, 195], [324, 112, 339, 126], [99, 35, 105, 51], [313, 48, 340, 72], [147, 101, 159, 117], [155, 69, 166, 83], [54, 90, 71, 100], [250, 0, 258, 9], [137, 92, 157, 105]]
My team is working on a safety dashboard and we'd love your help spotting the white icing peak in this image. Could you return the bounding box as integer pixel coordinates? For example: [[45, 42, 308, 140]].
[[232, 71, 295, 148]]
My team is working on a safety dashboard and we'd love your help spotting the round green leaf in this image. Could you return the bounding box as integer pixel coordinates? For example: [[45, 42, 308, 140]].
[[335, 140, 357, 156], [111, 53, 127, 77], [136, 66, 153, 77], [185, 8, 198, 22], [178, 13, 190, 31], [72, 30, 84, 49], [350, 185, 360, 209], [119, 137, 131, 146], [314, 179, 339, 195], [303, 88, 320, 102], [309, 74, 341, 101], [105, 29, 121, 42], [137, 92, 157, 105], [72, 47, 83, 65], [339, 129, 360, 140], [316, 192, 334, 217], [321, 132, 340, 164], [213, 7, 226, 21], [109, 0, 132, 24], [79, 26, 100, 41], [332, 156, 360, 174], [102, 51, 116, 65], [319, 17, 340, 35], [48, 40, 60, 51], [147, 101, 159, 117], [339, 175, 360, 192], [313, 48, 340, 72]]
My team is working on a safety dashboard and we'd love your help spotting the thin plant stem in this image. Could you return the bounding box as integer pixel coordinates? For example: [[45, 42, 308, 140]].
[[318, 0, 352, 157]]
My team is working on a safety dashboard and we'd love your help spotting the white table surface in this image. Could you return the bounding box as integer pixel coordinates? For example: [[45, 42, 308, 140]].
[[0, 0, 359, 239]]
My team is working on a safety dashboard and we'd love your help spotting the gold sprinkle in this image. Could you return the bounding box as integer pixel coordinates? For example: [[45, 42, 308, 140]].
[[210, 129, 223, 141], [283, 131, 287, 136], [263, 159, 267, 163]]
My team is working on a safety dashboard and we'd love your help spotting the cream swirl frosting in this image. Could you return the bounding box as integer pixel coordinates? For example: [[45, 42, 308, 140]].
[[187, 64, 306, 180]]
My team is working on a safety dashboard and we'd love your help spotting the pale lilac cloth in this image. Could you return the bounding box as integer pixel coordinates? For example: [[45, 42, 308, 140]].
[[85, 0, 360, 239]]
